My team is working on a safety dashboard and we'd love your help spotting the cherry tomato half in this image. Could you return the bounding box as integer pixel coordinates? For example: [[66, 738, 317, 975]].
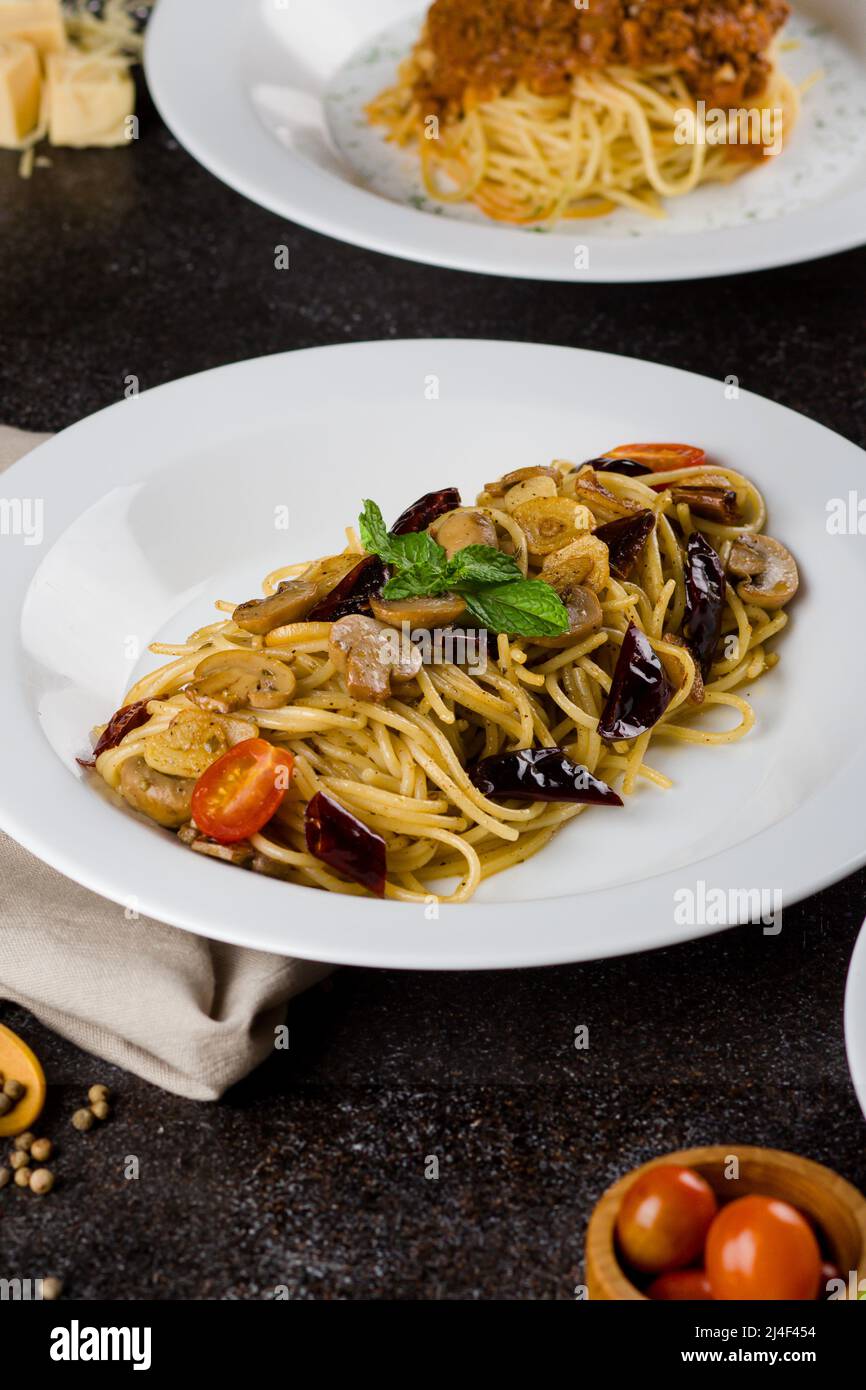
[[705, 1195, 821, 1301], [191, 738, 294, 844], [606, 443, 706, 472], [616, 1165, 718, 1275], [647, 1268, 714, 1301]]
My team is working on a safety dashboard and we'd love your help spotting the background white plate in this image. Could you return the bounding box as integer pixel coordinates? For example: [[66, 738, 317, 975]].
[[845, 922, 866, 1120], [1, 339, 866, 968], [145, 0, 866, 282]]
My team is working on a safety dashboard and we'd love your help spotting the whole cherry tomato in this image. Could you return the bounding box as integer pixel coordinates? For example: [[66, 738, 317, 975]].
[[191, 738, 293, 844], [605, 443, 706, 472], [647, 1268, 714, 1301], [705, 1195, 821, 1301], [616, 1164, 718, 1274]]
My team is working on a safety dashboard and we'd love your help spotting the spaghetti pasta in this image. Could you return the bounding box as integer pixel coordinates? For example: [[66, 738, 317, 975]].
[[368, 1, 799, 222], [86, 446, 799, 906]]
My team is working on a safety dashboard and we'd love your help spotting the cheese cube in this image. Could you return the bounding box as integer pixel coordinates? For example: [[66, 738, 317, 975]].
[[0, 1, 66, 57], [46, 51, 135, 147], [0, 38, 40, 146]]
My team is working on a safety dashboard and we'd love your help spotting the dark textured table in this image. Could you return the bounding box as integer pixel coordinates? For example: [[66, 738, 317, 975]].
[[1, 75, 865, 1302]]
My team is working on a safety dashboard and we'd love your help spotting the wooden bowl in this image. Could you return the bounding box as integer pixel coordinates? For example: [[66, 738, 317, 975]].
[[586, 1145, 866, 1301]]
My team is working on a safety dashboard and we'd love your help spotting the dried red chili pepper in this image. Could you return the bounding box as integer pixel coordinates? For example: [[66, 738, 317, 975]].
[[304, 791, 386, 896], [598, 622, 673, 741], [586, 456, 653, 479], [307, 555, 388, 622], [593, 510, 655, 579], [682, 530, 726, 677], [390, 488, 461, 535], [469, 748, 623, 806], [77, 699, 151, 769]]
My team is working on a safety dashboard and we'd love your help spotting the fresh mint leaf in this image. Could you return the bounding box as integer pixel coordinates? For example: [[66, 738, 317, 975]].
[[381, 566, 453, 600], [360, 500, 447, 572], [359, 499, 397, 563], [463, 580, 569, 638], [448, 545, 523, 589], [395, 530, 447, 569]]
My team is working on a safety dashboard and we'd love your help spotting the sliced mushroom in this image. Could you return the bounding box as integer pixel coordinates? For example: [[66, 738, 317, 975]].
[[569, 466, 642, 522], [305, 552, 367, 588], [189, 838, 255, 866], [430, 508, 498, 558], [251, 852, 296, 880], [188, 649, 296, 713], [143, 708, 257, 779], [511, 496, 586, 556], [535, 584, 603, 648], [669, 485, 740, 524], [484, 465, 559, 498], [727, 534, 799, 609], [370, 592, 467, 628], [119, 756, 195, 828], [541, 533, 610, 594], [233, 579, 318, 635], [329, 614, 423, 702]]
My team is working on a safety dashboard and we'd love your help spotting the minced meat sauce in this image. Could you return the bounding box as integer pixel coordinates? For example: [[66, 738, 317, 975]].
[[412, 0, 790, 112]]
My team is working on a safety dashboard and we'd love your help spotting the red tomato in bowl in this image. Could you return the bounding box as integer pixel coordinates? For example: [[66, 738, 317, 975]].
[[606, 443, 705, 472], [616, 1165, 718, 1274], [191, 738, 294, 844], [647, 1268, 714, 1301], [705, 1195, 821, 1301]]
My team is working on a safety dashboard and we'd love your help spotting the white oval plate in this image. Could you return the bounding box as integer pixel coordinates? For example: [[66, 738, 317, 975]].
[[144, 0, 866, 282], [2, 339, 866, 968], [845, 923, 866, 1120]]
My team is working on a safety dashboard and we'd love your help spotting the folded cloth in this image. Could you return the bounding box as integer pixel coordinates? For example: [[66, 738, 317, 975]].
[[0, 426, 331, 1100]]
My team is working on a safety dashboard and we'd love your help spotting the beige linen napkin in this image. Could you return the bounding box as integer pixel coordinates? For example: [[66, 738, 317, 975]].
[[0, 426, 331, 1100]]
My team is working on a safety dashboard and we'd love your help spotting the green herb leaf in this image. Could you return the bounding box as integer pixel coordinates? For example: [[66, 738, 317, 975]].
[[381, 566, 453, 600], [358, 499, 569, 638], [394, 529, 446, 569], [360, 499, 447, 573], [448, 544, 524, 588], [358, 499, 398, 564], [464, 580, 569, 637]]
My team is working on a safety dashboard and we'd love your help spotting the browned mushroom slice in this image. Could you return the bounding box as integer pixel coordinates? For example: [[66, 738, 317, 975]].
[[669, 485, 740, 524], [329, 614, 423, 702], [541, 534, 610, 594], [188, 650, 296, 713], [119, 756, 195, 828], [143, 708, 257, 779], [662, 632, 705, 704], [233, 579, 318, 635], [251, 852, 296, 880], [570, 466, 642, 521], [483, 465, 559, 497], [511, 497, 584, 556], [370, 593, 467, 628], [430, 508, 498, 558], [535, 585, 603, 649], [727, 534, 799, 609], [190, 838, 255, 866]]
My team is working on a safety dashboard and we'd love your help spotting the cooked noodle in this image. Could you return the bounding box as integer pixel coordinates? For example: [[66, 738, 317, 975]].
[[91, 458, 795, 904], [368, 30, 800, 222]]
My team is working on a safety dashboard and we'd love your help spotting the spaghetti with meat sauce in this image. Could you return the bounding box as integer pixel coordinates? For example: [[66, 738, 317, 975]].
[[368, 0, 801, 222]]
